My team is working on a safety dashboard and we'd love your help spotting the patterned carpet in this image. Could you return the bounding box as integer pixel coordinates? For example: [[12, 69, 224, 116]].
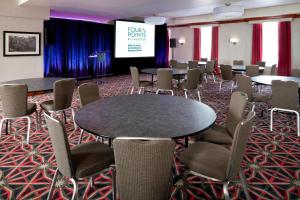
[[0, 75, 300, 200]]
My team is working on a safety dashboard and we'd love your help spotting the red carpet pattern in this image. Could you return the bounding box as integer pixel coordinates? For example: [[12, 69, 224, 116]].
[[0, 75, 300, 199]]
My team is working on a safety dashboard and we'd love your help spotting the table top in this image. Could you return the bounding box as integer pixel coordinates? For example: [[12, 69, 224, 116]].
[[232, 65, 265, 71], [1, 77, 66, 92], [252, 75, 300, 87], [75, 94, 216, 139], [141, 68, 187, 75]]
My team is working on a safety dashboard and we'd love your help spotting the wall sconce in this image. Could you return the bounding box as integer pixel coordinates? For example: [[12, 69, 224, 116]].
[[178, 38, 185, 45], [229, 37, 239, 45]]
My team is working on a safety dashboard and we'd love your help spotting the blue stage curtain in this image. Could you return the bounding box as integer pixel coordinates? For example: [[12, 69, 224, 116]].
[[155, 24, 169, 68], [44, 18, 113, 78]]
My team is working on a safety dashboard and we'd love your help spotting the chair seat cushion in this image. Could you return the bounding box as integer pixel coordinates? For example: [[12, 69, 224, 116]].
[[252, 93, 269, 102], [179, 142, 230, 181], [71, 142, 114, 178], [26, 103, 37, 115], [192, 125, 233, 145], [40, 100, 54, 111], [140, 81, 152, 87]]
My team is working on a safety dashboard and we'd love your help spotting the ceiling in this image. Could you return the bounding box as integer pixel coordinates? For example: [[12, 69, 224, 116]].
[[23, 0, 300, 21]]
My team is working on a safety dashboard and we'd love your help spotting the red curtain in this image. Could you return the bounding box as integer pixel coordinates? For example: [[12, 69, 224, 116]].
[[193, 28, 201, 60], [251, 24, 263, 65], [278, 21, 291, 76], [211, 26, 219, 74]]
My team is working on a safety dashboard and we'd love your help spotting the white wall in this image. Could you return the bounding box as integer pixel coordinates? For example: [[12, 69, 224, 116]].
[[169, 4, 300, 68], [0, 2, 49, 82], [170, 28, 194, 63]]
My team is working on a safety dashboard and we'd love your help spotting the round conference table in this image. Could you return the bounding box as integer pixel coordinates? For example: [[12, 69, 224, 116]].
[[251, 75, 300, 86], [232, 65, 265, 72], [1, 77, 66, 93], [75, 94, 216, 146], [141, 68, 187, 85]]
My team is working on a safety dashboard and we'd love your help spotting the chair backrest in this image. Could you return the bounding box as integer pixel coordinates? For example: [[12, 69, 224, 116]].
[[188, 61, 198, 69], [157, 69, 173, 90], [226, 111, 255, 180], [220, 65, 233, 80], [271, 80, 299, 110], [245, 65, 259, 77], [263, 66, 272, 75], [170, 60, 177, 68], [44, 112, 74, 178], [233, 60, 244, 65], [200, 58, 208, 62], [130, 66, 140, 87], [0, 84, 28, 117], [236, 75, 253, 100], [291, 69, 300, 78], [185, 68, 201, 90], [53, 79, 76, 111], [226, 91, 249, 137], [175, 63, 188, 69], [271, 64, 277, 75], [78, 83, 100, 107], [113, 138, 175, 200], [256, 61, 266, 67], [205, 61, 215, 74]]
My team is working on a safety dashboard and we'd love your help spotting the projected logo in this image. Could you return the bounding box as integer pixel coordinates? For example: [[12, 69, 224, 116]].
[[128, 27, 146, 52]]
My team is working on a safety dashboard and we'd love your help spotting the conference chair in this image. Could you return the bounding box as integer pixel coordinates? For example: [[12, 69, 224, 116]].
[[236, 75, 269, 113], [205, 60, 216, 82], [219, 65, 234, 92], [78, 83, 101, 144], [188, 60, 199, 69], [130, 66, 152, 94], [233, 60, 244, 65], [263, 66, 272, 75], [112, 137, 175, 200], [182, 68, 202, 101], [245, 65, 260, 77], [156, 68, 174, 96], [44, 112, 114, 200], [179, 111, 255, 200], [270, 80, 299, 136], [256, 61, 266, 67], [192, 92, 248, 145], [0, 84, 38, 144], [200, 58, 208, 62], [170, 60, 178, 68], [271, 64, 277, 75], [39, 79, 77, 129], [291, 69, 300, 77], [175, 62, 188, 69]]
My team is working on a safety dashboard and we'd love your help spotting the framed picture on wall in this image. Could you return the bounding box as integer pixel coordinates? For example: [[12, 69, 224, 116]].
[[3, 31, 41, 56]]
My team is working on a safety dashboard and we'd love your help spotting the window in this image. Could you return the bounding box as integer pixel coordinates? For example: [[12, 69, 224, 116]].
[[263, 22, 278, 66], [200, 26, 212, 60]]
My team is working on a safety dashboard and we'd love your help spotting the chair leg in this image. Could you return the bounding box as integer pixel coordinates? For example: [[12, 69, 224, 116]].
[[130, 87, 134, 94], [251, 103, 255, 112], [239, 170, 251, 200], [112, 166, 117, 200], [38, 109, 43, 129], [213, 74, 216, 83], [219, 81, 222, 91], [25, 116, 31, 144], [223, 181, 230, 200], [70, 178, 78, 200], [71, 109, 77, 130], [171, 90, 174, 96], [184, 90, 188, 99], [205, 74, 207, 83], [296, 112, 300, 136], [0, 118, 6, 140], [63, 111, 67, 124], [156, 90, 160, 94], [270, 108, 274, 132], [89, 176, 94, 188], [138, 88, 142, 94], [35, 111, 39, 131], [231, 81, 234, 93], [78, 129, 84, 145], [197, 90, 201, 102], [47, 168, 59, 200]]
